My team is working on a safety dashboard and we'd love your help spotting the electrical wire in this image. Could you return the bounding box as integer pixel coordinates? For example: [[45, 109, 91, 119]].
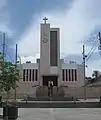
[[86, 45, 98, 62], [86, 40, 97, 58], [85, 39, 98, 62], [5, 51, 15, 63], [5, 45, 15, 63], [98, 50, 101, 59]]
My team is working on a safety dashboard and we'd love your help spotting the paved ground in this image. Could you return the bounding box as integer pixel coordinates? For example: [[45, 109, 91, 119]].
[[7, 108, 101, 120], [1, 99, 101, 108], [1, 108, 101, 120]]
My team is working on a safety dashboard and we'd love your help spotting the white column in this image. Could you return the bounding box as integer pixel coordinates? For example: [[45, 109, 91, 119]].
[[71, 69, 72, 81], [67, 69, 69, 81], [28, 69, 30, 81], [25, 69, 27, 81], [64, 69, 66, 81], [73, 69, 75, 82]]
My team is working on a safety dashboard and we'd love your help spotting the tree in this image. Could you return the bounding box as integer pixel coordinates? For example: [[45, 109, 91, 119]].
[[0, 54, 20, 102], [92, 70, 100, 80]]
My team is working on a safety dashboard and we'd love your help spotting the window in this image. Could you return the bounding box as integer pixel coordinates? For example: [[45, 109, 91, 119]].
[[26, 69, 28, 81], [32, 69, 34, 81], [72, 69, 74, 81], [23, 69, 25, 81], [75, 69, 77, 81], [50, 31, 58, 66], [62, 69, 64, 81], [29, 69, 31, 81], [69, 69, 71, 81], [66, 69, 68, 81], [35, 69, 38, 81]]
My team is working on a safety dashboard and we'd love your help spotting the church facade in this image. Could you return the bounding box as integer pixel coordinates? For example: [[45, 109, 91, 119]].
[[17, 18, 85, 96]]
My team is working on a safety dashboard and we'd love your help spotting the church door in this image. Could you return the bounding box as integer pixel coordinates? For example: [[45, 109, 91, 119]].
[[43, 76, 58, 86]]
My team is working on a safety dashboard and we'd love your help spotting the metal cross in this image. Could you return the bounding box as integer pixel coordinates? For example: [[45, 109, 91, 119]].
[[43, 17, 48, 24]]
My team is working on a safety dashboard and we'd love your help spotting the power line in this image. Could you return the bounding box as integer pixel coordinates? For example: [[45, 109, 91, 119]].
[[5, 50, 15, 63], [86, 40, 97, 58], [98, 50, 101, 59], [5, 45, 15, 63], [86, 45, 98, 62], [85, 37, 98, 62], [97, 32, 101, 59]]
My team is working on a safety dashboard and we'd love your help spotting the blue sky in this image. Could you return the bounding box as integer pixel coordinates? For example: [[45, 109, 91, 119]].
[[7, 0, 71, 40], [0, 0, 101, 76]]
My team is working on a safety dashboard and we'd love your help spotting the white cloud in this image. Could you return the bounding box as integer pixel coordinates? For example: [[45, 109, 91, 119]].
[[18, 0, 101, 75], [20, 53, 40, 63], [86, 59, 101, 77]]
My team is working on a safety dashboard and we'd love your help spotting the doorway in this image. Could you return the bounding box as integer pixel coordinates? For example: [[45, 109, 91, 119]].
[[43, 76, 58, 86]]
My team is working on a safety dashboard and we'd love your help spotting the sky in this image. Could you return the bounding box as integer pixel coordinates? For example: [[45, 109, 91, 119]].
[[0, 0, 101, 76]]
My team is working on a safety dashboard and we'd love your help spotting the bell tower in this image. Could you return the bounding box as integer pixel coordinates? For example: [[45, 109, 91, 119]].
[[39, 17, 61, 86]]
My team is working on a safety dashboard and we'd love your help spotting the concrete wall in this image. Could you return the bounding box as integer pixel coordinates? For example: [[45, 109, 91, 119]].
[[16, 81, 37, 95], [77, 64, 85, 86], [1, 86, 101, 99], [40, 23, 50, 76], [18, 62, 84, 87], [63, 87, 101, 99], [39, 24, 61, 86], [61, 64, 84, 87], [22, 63, 38, 69], [0, 81, 37, 99]]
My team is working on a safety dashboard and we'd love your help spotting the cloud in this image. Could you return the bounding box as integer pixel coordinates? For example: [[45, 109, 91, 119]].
[[86, 59, 101, 77], [0, 0, 14, 63], [0, 0, 11, 33], [64, 54, 82, 63], [18, 0, 101, 75], [17, 16, 40, 57]]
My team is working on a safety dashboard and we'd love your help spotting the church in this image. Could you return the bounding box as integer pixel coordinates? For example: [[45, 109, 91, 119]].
[[17, 17, 85, 96]]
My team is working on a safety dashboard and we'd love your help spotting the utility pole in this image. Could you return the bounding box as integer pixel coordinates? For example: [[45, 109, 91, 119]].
[[98, 32, 101, 50], [2, 32, 8, 120], [14, 44, 18, 101], [2, 32, 6, 62], [82, 45, 87, 100], [97, 32, 101, 102]]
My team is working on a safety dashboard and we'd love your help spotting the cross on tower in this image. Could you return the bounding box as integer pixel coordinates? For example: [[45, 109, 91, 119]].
[[43, 17, 48, 24]]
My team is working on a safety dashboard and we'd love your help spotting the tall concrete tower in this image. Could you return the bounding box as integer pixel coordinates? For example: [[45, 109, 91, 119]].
[[39, 17, 61, 86]]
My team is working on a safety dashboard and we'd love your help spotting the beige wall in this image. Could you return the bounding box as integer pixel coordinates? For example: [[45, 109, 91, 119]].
[[0, 81, 37, 99], [77, 64, 85, 87], [1, 86, 101, 99], [40, 23, 50, 76], [61, 64, 84, 87], [39, 24, 61, 86], [64, 87, 101, 98]]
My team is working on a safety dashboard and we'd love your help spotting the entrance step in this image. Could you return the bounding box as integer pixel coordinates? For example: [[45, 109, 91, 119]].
[[22, 96, 76, 101], [36, 86, 48, 97]]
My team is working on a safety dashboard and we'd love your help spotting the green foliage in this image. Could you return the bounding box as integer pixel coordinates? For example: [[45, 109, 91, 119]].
[[92, 70, 100, 79], [0, 54, 20, 93]]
